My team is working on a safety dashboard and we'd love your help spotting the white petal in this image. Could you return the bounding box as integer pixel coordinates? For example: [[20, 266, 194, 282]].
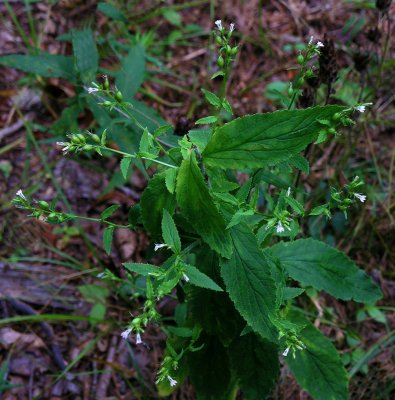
[[287, 187, 291, 197], [355, 105, 365, 113], [154, 243, 167, 251], [167, 375, 177, 387], [354, 193, 367, 203], [283, 347, 290, 357], [182, 273, 190, 282], [136, 333, 142, 344], [276, 221, 285, 233], [316, 41, 324, 48], [215, 20, 222, 30], [121, 328, 132, 340], [16, 190, 26, 200], [229, 23, 235, 32], [87, 87, 99, 93], [309, 36, 314, 45]]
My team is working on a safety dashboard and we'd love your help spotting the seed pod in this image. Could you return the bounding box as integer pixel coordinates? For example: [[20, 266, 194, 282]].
[[38, 200, 50, 210], [230, 46, 238, 56], [47, 213, 58, 223], [103, 76, 110, 90], [76, 133, 86, 143], [217, 56, 224, 68], [297, 54, 304, 64], [82, 144, 94, 151], [71, 135, 81, 144], [115, 91, 123, 102], [333, 112, 342, 121], [328, 127, 336, 134], [91, 134, 101, 143], [226, 44, 232, 54], [132, 317, 141, 326], [216, 36, 223, 45], [297, 77, 305, 87], [103, 101, 112, 107]]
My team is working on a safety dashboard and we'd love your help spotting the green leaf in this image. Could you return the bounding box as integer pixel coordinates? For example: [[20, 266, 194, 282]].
[[285, 196, 305, 215], [123, 262, 158, 276], [72, 28, 98, 83], [176, 154, 232, 258], [229, 334, 279, 400], [100, 205, 120, 220], [211, 71, 225, 79], [163, 9, 182, 26], [286, 312, 348, 400], [222, 99, 233, 114], [207, 168, 239, 192], [268, 238, 382, 303], [0, 54, 75, 80], [141, 172, 176, 238], [162, 209, 181, 254], [202, 105, 345, 169], [220, 224, 277, 342], [183, 264, 223, 291], [89, 303, 106, 324], [188, 335, 234, 399], [226, 209, 254, 229], [97, 2, 127, 22], [288, 154, 309, 174], [154, 124, 173, 138], [103, 226, 114, 255], [202, 89, 221, 108], [188, 128, 211, 153], [120, 156, 133, 179], [164, 167, 178, 194], [115, 45, 145, 100], [195, 115, 218, 125], [79, 284, 109, 303]]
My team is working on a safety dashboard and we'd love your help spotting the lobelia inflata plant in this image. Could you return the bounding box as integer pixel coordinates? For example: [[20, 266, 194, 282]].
[[13, 21, 382, 400]]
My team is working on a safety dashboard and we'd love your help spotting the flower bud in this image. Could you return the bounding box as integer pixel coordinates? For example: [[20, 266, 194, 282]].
[[104, 76, 110, 90], [217, 56, 224, 68], [71, 135, 81, 144], [47, 213, 58, 223], [333, 112, 342, 121], [230, 46, 238, 56], [103, 101, 112, 107], [82, 144, 94, 151], [76, 133, 86, 143]]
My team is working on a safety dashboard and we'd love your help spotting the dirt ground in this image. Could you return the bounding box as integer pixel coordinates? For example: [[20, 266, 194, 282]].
[[0, 1, 394, 399]]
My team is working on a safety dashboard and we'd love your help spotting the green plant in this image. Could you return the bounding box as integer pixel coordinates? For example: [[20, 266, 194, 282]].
[[12, 21, 382, 400]]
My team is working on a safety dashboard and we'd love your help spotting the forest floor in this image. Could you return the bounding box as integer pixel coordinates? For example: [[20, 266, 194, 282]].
[[0, 1, 394, 399]]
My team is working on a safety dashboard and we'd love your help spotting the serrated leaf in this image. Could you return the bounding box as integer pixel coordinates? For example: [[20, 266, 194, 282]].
[[229, 334, 279, 400], [202, 89, 221, 108], [154, 124, 173, 138], [309, 204, 330, 217], [288, 154, 309, 174], [141, 173, 176, 238], [220, 224, 277, 342], [120, 156, 133, 179], [103, 226, 114, 255], [115, 45, 145, 100], [202, 106, 345, 169], [176, 154, 232, 257], [195, 115, 218, 125], [226, 209, 254, 229], [72, 28, 98, 83], [162, 209, 181, 254], [164, 167, 178, 194], [0, 54, 75, 80], [283, 287, 305, 300], [183, 264, 223, 291], [286, 311, 348, 400], [285, 196, 305, 215], [206, 168, 239, 192], [268, 238, 382, 303], [123, 262, 158, 276], [100, 204, 120, 220]]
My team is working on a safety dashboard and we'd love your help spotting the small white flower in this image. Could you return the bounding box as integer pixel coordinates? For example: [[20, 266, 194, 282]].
[[87, 87, 99, 94], [215, 20, 222, 30], [16, 190, 26, 200], [121, 328, 132, 340], [167, 375, 177, 387], [182, 273, 190, 282], [276, 221, 285, 233], [136, 333, 142, 344], [355, 105, 366, 113], [287, 187, 291, 197], [154, 243, 167, 251], [316, 41, 324, 48], [283, 347, 290, 357], [97, 272, 105, 279], [354, 193, 367, 203], [309, 36, 314, 45], [229, 23, 235, 33]]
